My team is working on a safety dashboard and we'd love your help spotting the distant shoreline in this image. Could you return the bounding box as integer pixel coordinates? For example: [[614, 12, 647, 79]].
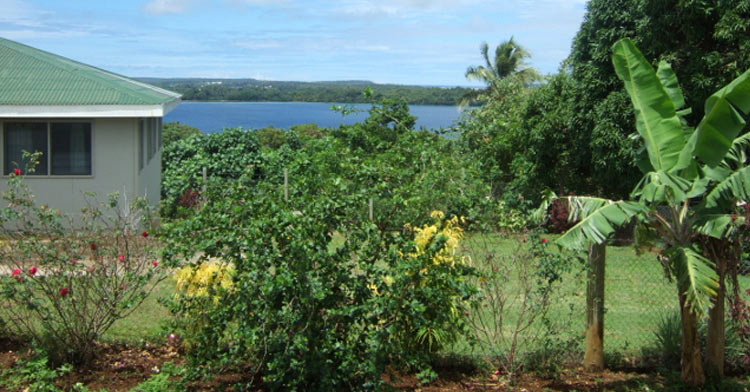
[[177, 100, 465, 107]]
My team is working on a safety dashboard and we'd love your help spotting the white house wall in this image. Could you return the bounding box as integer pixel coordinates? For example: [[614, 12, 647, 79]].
[[0, 117, 145, 217]]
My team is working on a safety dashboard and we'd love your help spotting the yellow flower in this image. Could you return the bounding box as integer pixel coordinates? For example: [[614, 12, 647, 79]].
[[174, 262, 234, 301]]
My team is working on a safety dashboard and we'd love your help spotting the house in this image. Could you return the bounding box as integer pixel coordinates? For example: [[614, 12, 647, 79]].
[[0, 38, 181, 215]]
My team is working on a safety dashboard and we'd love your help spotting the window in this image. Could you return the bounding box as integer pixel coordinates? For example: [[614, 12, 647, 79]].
[[139, 117, 162, 169], [3, 121, 92, 176]]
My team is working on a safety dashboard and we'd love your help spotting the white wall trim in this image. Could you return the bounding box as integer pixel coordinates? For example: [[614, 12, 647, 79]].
[[0, 100, 181, 118]]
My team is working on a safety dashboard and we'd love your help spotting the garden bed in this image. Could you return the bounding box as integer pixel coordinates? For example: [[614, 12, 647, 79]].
[[2, 339, 748, 391]]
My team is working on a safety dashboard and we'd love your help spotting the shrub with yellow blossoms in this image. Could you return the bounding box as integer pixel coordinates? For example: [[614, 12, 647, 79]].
[[174, 261, 234, 298], [406, 210, 468, 268]]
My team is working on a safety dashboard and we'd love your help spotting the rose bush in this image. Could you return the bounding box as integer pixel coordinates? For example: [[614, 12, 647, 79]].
[[0, 156, 167, 364]]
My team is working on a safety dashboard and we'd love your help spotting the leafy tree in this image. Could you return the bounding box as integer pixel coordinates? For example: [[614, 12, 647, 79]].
[[538, 39, 750, 386], [461, 37, 540, 107], [567, 0, 750, 199], [162, 122, 201, 147]]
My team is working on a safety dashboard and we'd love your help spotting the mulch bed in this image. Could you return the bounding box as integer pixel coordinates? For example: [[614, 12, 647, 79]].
[[0, 340, 740, 391]]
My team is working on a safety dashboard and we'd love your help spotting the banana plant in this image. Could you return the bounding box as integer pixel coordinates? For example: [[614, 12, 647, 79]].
[[537, 38, 750, 385]]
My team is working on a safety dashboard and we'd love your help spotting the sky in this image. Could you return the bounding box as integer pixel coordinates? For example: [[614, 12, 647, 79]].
[[0, 0, 587, 86]]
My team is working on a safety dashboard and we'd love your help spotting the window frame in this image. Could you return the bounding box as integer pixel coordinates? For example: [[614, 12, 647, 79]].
[[1, 119, 95, 178]]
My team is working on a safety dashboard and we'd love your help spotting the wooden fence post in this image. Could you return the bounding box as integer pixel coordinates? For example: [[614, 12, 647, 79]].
[[284, 168, 289, 202], [202, 167, 207, 202], [584, 243, 606, 371]]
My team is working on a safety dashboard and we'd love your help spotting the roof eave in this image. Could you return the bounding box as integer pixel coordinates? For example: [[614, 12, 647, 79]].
[[0, 99, 181, 118]]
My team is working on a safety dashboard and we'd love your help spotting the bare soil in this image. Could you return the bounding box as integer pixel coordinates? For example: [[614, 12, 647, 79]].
[[0, 340, 742, 391]]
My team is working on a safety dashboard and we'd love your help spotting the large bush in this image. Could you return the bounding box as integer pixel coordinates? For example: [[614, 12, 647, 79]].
[[161, 177, 476, 390]]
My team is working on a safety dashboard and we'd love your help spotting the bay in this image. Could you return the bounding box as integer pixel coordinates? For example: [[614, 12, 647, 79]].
[[164, 101, 465, 133]]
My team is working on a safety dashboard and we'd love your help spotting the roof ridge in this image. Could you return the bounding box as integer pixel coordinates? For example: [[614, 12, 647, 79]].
[[0, 38, 180, 105]]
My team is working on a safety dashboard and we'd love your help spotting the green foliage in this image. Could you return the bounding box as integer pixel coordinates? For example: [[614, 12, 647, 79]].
[[566, 0, 750, 198], [1, 349, 72, 392], [0, 159, 166, 365], [495, 201, 529, 233], [161, 180, 477, 390], [255, 126, 287, 150], [162, 122, 201, 147], [160, 127, 263, 217], [462, 37, 540, 106], [128, 362, 185, 392], [460, 0, 750, 204]]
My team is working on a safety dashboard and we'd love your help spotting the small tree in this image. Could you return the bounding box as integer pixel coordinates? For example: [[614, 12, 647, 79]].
[[538, 38, 750, 385]]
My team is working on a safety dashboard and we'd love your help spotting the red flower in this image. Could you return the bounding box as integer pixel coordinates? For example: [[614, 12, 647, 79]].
[[11, 268, 21, 276], [521, 236, 527, 243], [12, 168, 20, 176], [28, 267, 37, 276], [60, 288, 69, 297], [732, 215, 739, 222], [541, 237, 548, 243], [90, 243, 97, 251], [118, 255, 125, 262], [87, 265, 95, 273], [141, 231, 148, 238], [151, 260, 159, 267]]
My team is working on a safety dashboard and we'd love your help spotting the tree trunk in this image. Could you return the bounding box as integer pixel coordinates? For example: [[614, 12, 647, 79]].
[[584, 243, 605, 371], [679, 289, 705, 386], [705, 238, 733, 379]]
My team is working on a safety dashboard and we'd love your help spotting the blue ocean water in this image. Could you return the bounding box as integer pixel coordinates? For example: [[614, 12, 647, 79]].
[[164, 101, 465, 133]]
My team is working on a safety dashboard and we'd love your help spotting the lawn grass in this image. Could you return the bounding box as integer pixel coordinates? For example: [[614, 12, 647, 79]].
[[456, 233, 750, 357], [7, 232, 749, 360], [103, 278, 175, 344]]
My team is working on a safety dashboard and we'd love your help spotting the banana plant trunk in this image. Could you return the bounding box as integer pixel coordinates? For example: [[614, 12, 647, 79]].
[[704, 237, 735, 379], [705, 261, 725, 379], [679, 289, 705, 386]]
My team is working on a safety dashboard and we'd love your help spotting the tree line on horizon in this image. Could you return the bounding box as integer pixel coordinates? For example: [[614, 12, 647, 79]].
[[140, 77, 475, 106]]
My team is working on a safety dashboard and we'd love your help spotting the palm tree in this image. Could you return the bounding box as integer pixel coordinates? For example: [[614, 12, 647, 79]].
[[461, 37, 540, 106]]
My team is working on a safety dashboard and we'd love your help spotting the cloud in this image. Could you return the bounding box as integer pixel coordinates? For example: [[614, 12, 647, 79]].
[[143, 0, 196, 14]]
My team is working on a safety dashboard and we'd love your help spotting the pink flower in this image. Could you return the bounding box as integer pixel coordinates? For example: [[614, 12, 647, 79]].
[[60, 288, 69, 297], [12, 168, 20, 176], [11, 268, 21, 276], [28, 267, 37, 276], [541, 237, 548, 243], [521, 236, 527, 243], [141, 231, 148, 238], [119, 283, 126, 290], [151, 260, 159, 267], [118, 255, 125, 262], [87, 265, 95, 273]]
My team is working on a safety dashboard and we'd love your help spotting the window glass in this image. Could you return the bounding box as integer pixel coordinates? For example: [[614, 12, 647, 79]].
[[51, 123, 91, 175], [4, 122, 48, 175]]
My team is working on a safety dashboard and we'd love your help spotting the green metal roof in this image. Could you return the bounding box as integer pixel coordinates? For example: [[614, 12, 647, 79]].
[[0, 38, 181, 106]]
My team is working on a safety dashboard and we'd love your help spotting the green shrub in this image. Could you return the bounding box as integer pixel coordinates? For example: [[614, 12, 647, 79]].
[[1, 349, 72, 392], [161, 180, 476, 391], [129, 362, 184, 392]]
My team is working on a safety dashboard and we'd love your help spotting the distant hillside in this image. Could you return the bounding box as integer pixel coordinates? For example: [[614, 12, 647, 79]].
[[136, 77, 473, 106]]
